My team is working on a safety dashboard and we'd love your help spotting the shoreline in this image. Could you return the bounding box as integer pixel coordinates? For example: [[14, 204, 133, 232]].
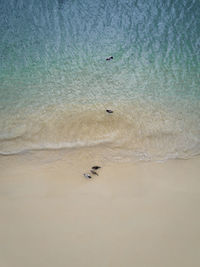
[[0, 153, 200, 267]]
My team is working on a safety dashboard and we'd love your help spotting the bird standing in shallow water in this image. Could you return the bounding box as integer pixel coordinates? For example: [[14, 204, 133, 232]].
[[106, 109, 114, 113]]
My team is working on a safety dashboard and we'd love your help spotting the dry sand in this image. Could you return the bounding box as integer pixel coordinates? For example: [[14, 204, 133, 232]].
[[0, 151, 200, 267]]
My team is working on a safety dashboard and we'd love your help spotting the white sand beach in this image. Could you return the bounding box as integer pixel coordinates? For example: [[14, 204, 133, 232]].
[[0, 152, 200, 267]]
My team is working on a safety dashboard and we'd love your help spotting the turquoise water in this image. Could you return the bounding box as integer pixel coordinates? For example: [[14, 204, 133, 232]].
[[0, 0, 200, 161]]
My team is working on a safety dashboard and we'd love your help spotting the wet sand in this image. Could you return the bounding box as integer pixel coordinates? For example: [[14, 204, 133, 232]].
[[0, 152, 200, 267]]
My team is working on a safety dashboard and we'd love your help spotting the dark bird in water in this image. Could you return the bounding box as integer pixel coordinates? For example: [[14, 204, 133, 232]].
[[90, 170, 99, 176], [84, 173, 92, 179], [92, 166, 101, 170], [106, 109, 114, 113], [106, 56, 113, 61]]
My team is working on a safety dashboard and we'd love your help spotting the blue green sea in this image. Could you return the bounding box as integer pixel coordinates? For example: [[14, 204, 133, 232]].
[[0, 0, 200, 161]]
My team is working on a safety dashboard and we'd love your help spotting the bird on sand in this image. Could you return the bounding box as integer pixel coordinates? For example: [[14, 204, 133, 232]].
[[92, 166, 101, 170], [90, 170, 99, 176], [84, 173, 92, 179]]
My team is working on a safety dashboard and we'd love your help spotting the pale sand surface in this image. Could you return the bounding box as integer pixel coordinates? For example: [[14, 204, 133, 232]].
[[0, 151, 200, 267]]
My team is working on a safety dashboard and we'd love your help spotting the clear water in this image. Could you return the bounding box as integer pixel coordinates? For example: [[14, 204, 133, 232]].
[[0, 0, 200, 161]]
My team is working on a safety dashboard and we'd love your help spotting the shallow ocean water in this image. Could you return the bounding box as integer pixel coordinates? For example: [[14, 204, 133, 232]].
[[0, 0, 200, 161]]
